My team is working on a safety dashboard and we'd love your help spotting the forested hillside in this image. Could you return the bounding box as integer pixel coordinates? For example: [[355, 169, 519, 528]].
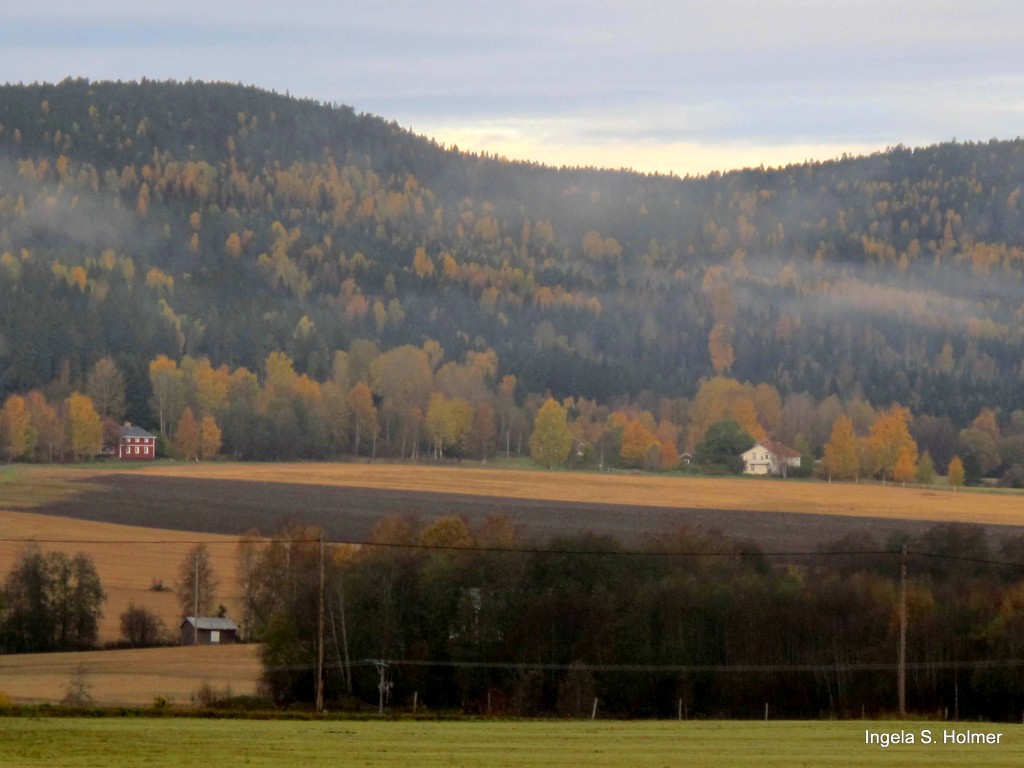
[[0, 79, 1022, 473]]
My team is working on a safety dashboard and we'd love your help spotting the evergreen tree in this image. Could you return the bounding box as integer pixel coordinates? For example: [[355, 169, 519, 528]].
[[694, 420, 754, 474]]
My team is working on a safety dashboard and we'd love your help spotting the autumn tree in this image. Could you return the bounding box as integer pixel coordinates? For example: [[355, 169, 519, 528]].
[[822, 415, 859, 481], [174, 407, 201, 460], [495, 374, 519, 457], [655, 419, 680, 471], [1, 394, 35, 461], [687, 377, 766, 449], [200, 415, 222, 460], [619, 412, 661, 470], [893, 446, 917, 486], [424, 394, 473, 458], [706, 280, 737, 374], [85, 357, 126, 422], [189, 357, 230, 416], [708, 322, 735, 374], [948, 456, 965, 489], [529, 398, 572, 468], [66, 393, 102, 461], [863, 405, 917, 482], [369, 344, 432, 451], [470, 401, 497, 460], [915, 451, 936, 484], [26, 391, 62, 461], [319, 381, 350, 454], [346, 381, 379, 457], [149, 355, 184, 436], [176, 544, 219, 619]]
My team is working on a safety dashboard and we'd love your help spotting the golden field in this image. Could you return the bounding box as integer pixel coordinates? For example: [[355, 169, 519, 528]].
[[0, 643, 259, 706]]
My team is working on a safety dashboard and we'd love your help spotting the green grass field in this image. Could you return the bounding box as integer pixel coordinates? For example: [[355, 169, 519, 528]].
[[1, 719, 1021, 767]]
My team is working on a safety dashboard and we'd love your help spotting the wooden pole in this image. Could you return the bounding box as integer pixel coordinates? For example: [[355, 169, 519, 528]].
[[316, 532, 325, 713], [336, 589, 353, 695], [897, 544, 905, 720], [376, 661, 387, 714], [193, 554, 199, 646], [591, 698, 598, 720]]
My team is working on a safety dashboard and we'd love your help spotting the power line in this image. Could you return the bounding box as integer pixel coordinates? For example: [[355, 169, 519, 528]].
[[3, 534, 1024, 566], [263, 656, 1024, 675]]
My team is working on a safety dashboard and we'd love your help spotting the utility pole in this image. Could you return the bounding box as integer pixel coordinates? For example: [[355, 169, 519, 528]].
[[373, 660, 391, 715], [898, 543, 908, 716], [193, 553, 199, 646], [339, 589, 352, 695], [316, 531, 325, 713]]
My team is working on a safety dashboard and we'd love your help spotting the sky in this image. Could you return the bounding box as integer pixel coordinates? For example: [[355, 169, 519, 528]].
[[4, 1, 1024, 176]]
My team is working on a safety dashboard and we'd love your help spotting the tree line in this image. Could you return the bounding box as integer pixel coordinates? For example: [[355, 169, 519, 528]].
[[0, 545, 104, 653], [6, 518, 1024, 719], [241, 517, 1024, 720], [3, 344, 1023, 486]]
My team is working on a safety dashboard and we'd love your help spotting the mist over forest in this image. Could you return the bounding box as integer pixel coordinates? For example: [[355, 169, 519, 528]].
[[0, 79, 1022, 471]]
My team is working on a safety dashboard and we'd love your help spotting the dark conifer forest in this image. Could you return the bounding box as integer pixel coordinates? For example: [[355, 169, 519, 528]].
[[0, 79, 1022, 473]]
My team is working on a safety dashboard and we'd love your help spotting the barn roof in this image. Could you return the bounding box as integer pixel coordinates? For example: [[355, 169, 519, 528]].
[[761, 440, 801, 458], [181, 617, 238, 631]]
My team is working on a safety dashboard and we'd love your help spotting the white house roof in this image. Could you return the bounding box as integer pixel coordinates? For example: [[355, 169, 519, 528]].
[[181, 616, 238, 631]]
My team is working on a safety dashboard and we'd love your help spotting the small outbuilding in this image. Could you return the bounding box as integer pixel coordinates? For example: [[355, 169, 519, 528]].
[[180, 616, 239, 646]]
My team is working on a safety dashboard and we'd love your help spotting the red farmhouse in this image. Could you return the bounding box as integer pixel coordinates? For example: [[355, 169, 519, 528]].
[[118, 423, 157, 460]]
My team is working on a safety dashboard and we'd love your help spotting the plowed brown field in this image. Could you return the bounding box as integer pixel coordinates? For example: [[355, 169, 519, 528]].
[[130, 462, 1024, 524]]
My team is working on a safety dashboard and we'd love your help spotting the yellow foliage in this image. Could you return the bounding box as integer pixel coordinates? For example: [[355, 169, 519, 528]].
[[412, 247, 435, 278], [70, 266, 88, 291], [66, 392, 102, 461], [225, 232, 242, 258], [687, 377, 767, 450]]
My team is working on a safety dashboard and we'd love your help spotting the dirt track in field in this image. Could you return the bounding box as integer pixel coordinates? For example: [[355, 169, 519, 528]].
[[31, 472, 1024, 552]]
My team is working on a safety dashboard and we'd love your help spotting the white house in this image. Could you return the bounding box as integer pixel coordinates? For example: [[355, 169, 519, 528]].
[[742, 440, 801, 476]]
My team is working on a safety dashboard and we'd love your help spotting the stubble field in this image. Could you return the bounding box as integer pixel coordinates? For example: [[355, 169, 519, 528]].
[[0, 644, 259, 706]]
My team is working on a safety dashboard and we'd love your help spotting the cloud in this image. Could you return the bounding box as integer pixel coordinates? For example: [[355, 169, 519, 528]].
[[3, 1, 1023, 175]]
